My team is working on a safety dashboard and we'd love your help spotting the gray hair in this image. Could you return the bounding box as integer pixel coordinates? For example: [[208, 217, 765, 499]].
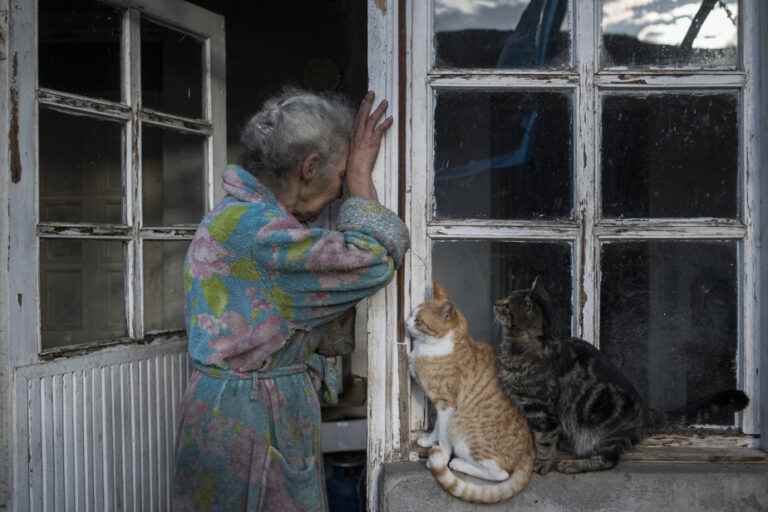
[[240, 88, 354, 179]]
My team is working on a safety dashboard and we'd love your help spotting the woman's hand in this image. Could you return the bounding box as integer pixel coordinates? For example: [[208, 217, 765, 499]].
[[346, 91, 393, 201]]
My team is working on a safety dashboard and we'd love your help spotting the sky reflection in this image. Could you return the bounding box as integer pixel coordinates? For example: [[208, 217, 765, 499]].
[[435, 0, 738, 50]]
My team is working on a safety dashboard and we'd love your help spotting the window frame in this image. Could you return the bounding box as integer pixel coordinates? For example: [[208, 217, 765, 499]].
[[402, 0, 762, 455], [7, 0, 226, 367]]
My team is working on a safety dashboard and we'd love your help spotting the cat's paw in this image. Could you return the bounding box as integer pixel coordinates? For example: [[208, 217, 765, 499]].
[[417, 433, 437, 448], [555, 460, 580, 474], [534, 459, 555, 475]]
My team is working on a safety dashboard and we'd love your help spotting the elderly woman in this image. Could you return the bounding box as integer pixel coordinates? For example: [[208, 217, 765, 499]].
[[173, 89, 409, 511]]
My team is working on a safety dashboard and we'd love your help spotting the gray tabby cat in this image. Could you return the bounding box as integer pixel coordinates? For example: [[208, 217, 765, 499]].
[[494, 279, 750, 474]]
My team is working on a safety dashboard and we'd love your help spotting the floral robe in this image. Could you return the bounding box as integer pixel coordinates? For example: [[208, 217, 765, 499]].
[[172, 165, 409, 511]]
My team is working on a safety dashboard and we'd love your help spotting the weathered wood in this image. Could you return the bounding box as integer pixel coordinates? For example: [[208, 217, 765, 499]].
[[429, 74, 578, 88], [367, 1, 403, 510], [741, 0, 762, 437], [597, 72, 746, 88], [38, 88, 131, 121], [140, 108, 212, 135], [623, 447, 768, 464], [758, 0, 768, 452]]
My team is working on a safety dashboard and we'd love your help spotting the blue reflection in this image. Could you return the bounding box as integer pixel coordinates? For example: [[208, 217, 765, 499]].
[[437, 0, 566, 182]]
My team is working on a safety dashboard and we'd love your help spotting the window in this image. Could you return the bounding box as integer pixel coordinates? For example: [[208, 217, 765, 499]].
[[9, 0, 225, 361], [405, 0, 759, 446]]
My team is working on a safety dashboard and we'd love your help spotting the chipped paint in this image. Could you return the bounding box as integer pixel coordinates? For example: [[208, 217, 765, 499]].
[[38, 224, 132, 238], [578, 206, 587, 331], [0, 9, 7, 62], [428, 72, 579, 85], [39, 88, 131, 120], [39, 330, 185, 360], [375, 0, 386, 14], [141, 108, 212, 135], [9, 53, 19, 183]]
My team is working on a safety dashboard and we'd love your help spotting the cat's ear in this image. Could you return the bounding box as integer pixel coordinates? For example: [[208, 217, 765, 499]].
[[432, 281, 449, 301], [440, 301, 455, 320]]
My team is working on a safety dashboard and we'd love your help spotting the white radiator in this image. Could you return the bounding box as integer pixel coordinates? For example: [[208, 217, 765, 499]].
[[12, 342, 190, 512]]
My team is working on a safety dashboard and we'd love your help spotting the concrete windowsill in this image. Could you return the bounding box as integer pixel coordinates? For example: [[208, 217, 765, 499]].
[[380, 454, 768, 512]]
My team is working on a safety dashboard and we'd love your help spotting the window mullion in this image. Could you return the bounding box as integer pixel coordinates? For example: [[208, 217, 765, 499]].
[[428, 223, 579, 240], [406, 0, 432, 447], [139, 109, 212, 135], [739, 0, 760, 435], [38, 89, 132, 122], [573, 0, 599, 344], [429, 75, 578, 89], [597, 72, 746, 89], [127, 8, 143, 341]]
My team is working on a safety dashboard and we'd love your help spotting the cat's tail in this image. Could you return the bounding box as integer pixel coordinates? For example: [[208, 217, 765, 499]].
[[649, 390, 749, 430], [427, 447, 533, 504]]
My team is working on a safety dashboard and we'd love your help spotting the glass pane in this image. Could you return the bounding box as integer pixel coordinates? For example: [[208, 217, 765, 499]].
[[602, 93, 738, 219], [432, 241, 572, 344], [142, 18, 204, 118], [434, 90, 572, 220], [434, 0, 570, 69], [601, 0, 739, 68], [144, 241, 189, 332], [600, 241, 738, 426], [41, 239, 127, 350], [142, 125, 206, 226], [40, 108, 124, 224], [39, 0, 121, 101]]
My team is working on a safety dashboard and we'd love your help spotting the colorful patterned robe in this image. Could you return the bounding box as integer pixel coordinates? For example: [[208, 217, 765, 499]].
[[172, 165, 410, 511]]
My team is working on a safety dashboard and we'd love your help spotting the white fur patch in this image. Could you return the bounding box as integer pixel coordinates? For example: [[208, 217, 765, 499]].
[[452, 438, 472, 462], [411, 332, 455, 358]]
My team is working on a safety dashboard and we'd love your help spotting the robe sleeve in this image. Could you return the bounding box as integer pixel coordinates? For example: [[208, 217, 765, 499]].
[[252, 197, 410, 328]]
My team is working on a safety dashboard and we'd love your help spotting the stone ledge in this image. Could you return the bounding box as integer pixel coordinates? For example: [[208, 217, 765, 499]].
[[380, 460, 768, 512]]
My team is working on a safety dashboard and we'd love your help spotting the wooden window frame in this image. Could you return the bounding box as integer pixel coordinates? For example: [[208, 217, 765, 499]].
[[366, 6, 766, 507], [6, 0, 226, 368]]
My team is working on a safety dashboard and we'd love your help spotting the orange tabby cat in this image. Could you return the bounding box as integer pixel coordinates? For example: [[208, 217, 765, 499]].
[[407, 282, 535, 504]]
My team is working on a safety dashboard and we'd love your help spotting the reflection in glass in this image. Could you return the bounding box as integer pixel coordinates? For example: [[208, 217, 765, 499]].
[[40, 108, 124, 224], [142, 18, 204, 118], [601, 0, 739, 68], [142, 125, 206, 226], [435, 0, 570, 69], [434, 90, 572, 220], [41, 239, 127, 350], [432, 240, 572, 345], [144, 241, 189, 333], [601, 93, 737, 219], [600, 241, 738, 426], [39, 0, 122, 101]]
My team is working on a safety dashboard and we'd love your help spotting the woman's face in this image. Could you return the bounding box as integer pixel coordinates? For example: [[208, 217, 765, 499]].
[[294, 144, 349, 223]]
